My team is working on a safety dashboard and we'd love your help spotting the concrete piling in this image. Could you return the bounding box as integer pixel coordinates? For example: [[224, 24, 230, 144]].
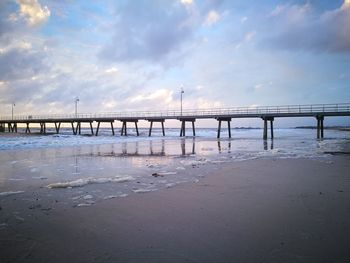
[[179, 118, 196, 137], [216, 117, 232, 138]]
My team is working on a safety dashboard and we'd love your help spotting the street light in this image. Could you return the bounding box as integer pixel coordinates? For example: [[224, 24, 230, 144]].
[[75, 97, 79, 117], [12, 102, 15, 120], [180, 86, 184, 116]]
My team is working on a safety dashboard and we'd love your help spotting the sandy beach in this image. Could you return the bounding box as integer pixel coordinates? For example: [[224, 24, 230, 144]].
[[1, 151, 350, 262]]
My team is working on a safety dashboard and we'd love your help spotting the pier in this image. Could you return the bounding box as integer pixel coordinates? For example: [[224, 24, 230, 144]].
[[1, 103, 349, 139]]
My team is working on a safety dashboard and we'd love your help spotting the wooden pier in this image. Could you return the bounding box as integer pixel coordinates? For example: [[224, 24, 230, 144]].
[[1, 103, 349, 139]]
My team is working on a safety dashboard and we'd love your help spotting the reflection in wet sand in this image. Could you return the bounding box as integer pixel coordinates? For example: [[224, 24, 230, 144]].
[[217, 140, 232, 153], [263, 139, 274, 150], [181, 138, 196, 156], [83, 138, 234, 158]]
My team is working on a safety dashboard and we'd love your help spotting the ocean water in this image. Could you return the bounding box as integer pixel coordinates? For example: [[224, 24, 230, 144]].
[[0, 128, 349, 207]]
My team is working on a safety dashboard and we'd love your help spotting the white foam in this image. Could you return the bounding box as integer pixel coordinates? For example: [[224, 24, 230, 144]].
[[77, 203, 92, 207], [209, 160, 229, 164], [180, 158, 208, 166], [103, 195, 117, 200], [132, 188, 156, 193], [83, 195, 93, 200], [146, 163, 163, 168], [0, 191, 24, 196], [47, 175, 134, 189], [8, 178, 25, 181], [166, 183, 177, 188], [32, 176, 48, 180], [157, 172, 177, 176]]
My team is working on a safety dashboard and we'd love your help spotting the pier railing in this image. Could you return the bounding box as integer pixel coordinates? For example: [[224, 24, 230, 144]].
[[1, 103, 350, 121]]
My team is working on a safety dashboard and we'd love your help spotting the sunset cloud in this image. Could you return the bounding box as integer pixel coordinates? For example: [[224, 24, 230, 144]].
[[16, 0, 50, 26]]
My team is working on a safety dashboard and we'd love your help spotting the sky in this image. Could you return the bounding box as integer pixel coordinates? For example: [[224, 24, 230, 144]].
[[0, 0, 349, 126]]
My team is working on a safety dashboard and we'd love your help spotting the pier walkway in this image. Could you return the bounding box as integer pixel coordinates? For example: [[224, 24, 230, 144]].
[[1, 103, 349, 139]]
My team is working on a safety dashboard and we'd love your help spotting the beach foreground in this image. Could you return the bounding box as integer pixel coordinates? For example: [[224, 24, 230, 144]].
[[1, 156, 350, 263]]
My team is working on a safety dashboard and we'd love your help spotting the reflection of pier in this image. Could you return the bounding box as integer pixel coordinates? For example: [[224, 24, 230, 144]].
[[2, 103, 349, 139], [217, 140, 231, 153], [181, 138, 196, 156], [91, 140, 166, 157], [263, 139, 274, 150], [85, 139, 199, 157]]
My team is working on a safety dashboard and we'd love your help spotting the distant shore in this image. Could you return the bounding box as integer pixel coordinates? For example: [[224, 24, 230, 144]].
[[295, 126, 350, 131]]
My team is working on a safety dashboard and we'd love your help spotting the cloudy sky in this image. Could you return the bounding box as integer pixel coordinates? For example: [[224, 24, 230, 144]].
[[0, 0, 349, 126]]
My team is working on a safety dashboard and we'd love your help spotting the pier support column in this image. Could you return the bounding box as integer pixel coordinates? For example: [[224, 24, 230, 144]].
[[316, 115, 324, 139], [217, 120, 221, 139], [148, 119, 165, 137], [73, 122, 81, 135], [40, 123, 46, 134], [71, 122, 76, 135], [25, 123, 31, 133], [54, 122, 61, 133], [262, 117, 274, 140], [8, 123, 16, 133], [179, 118, 196, 137], [121, 121, 126, 136], [71, 122, 75, 135], [120, 119, 139, 136], [161, 121, 165, 136], [263, 119, 267, 140], [180, 121, 185, 137], [216, 117, 232, 138], [90, 122, 94, 135], [270, 119, 274, 139], [96, 122, 101, 136], [192, 121, 196, 137], [135, 121, 139, 136], [149, 121, 153, 136], [111, 122, 115, 136]]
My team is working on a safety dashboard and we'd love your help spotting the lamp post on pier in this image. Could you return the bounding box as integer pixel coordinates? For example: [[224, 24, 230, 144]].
[[11, 102, 15, 120], [180, 86, 184, 116], [75, 97, 79, 118]]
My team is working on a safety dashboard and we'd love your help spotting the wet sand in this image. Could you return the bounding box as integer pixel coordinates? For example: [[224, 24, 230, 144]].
[[1, 156, 350, 263]]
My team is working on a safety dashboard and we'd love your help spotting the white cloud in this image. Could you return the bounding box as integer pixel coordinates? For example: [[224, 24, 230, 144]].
[[204, 10, 220, 26], [16, 0, 50, 26], [269, 5, 285, 17], [341, 0, 350, 10], [244, 31, 256, 42], [234, 30, 256, 49], [254, 84, 263, 91], [240, 16, 248, 23], [194, 98, 224, 109], [105, 67, 119, 74], [180, 0, 193, 5], [130, 89, 173, 105]]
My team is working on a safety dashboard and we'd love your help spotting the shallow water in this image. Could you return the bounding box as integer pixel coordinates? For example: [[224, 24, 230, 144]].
[[0, 128, 349, 206]]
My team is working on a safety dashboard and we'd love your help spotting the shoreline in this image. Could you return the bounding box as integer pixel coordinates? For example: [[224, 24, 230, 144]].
[[1, 156, 350, 262]]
